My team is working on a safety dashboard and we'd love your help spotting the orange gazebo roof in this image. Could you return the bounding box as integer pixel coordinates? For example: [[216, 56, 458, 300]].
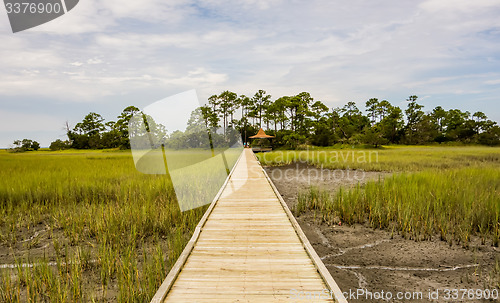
[[249, 128, 275, 139]]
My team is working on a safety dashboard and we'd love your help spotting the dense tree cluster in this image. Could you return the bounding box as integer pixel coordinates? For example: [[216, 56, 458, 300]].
[[49, 139, 71, 151], [65, 106, 140, 149], [198, 91, 500, 147], [9, 139, 40, 152], [163, 107, 240, 150], [38, 91, 499, 151]]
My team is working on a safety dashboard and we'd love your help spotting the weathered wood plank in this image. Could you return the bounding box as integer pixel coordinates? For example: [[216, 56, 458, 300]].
[[150, 149, 346, 303]]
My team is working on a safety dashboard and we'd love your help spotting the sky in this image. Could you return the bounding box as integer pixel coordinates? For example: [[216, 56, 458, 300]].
[[1, 0, 500, 147]]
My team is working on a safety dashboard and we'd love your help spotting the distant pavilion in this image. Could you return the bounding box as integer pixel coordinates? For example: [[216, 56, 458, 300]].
[[249, 128, 275, 152]]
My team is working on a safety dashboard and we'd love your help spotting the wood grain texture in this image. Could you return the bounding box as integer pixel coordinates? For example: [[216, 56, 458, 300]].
[[152, 149, 346, 303]]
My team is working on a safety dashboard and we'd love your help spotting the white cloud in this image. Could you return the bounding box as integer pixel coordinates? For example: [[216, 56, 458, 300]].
[[484, 79, 500, 85], [0, 38, 64, 69], [87, 58, 103, 65], [420, 0, 500, 12], [1, 0, 500, 146], [28, 0, 194, 34]]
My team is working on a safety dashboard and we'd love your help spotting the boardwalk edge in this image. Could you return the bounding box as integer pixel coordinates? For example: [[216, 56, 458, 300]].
[[255, 153, 349, 303], [150, 150, 245, 303]]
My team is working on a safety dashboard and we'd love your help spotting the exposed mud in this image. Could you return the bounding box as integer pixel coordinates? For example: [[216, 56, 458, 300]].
[[265, 163, 499, 303], [0, 224, 163, 301], [1, 162, 497, 302]]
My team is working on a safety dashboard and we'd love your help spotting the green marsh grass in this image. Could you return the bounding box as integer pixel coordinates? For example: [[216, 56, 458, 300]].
[[262, 146, 499, 288], [0, 149, 219, 302], [294, 167, 499, 247], [259, 146, 499, 247], [257, 146, 500, 171]]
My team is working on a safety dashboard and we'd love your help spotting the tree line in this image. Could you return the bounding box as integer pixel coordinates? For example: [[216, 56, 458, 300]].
[[11, 91, 500, 152], [11, 106, 141, 152], [197, 90, 500, 148], [9, 139, 40, 152]]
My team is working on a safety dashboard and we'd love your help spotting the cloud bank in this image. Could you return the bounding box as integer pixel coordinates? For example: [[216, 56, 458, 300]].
[[0, 0, 499, 146]]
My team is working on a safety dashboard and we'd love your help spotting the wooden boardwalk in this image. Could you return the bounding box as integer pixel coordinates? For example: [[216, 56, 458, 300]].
[[152, 149, 346, 303]]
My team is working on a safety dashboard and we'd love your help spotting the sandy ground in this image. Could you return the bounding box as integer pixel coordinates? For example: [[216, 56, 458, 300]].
[[265, 163, 499, 303]]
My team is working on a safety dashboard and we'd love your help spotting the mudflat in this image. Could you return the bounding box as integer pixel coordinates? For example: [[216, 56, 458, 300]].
[[265, 163, 499, 303]]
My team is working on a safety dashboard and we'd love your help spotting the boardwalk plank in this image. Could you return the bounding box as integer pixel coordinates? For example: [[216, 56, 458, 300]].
[[152, 149, 345, 303]]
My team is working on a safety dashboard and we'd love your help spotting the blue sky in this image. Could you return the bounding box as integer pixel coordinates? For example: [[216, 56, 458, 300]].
[[1, 0, 500, 147]]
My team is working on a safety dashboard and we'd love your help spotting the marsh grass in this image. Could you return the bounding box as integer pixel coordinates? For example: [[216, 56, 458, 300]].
[[261, 146, 499, 247], [258, 146, 500, 171], [295, 167, 499, 247], [261, 146, 499, 288], [0, 149, 209, 302]]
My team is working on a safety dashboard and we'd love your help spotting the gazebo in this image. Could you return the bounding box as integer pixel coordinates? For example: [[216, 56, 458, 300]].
[[249, 128, 275, 152]]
